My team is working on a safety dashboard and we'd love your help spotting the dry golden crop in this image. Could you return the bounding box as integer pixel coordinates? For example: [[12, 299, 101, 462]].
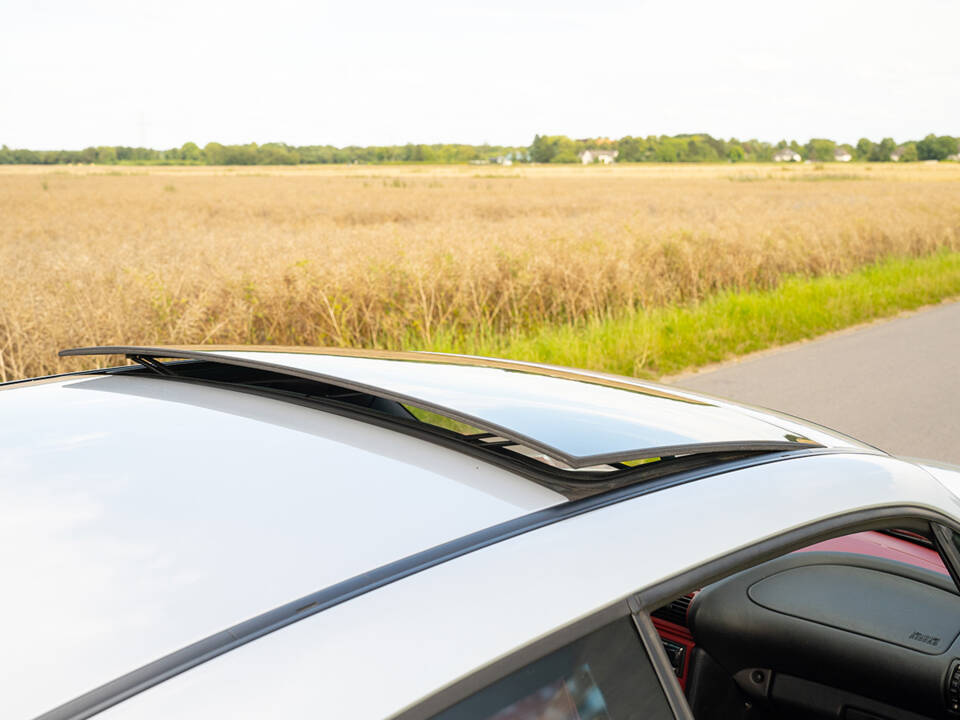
[[2, 162, 959, 381]]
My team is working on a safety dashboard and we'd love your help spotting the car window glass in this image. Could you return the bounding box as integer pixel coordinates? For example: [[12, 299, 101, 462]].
[[430, 617, 673, 720]]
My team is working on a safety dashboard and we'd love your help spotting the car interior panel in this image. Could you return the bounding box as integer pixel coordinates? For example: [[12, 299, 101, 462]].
[[653, 529, 960, 720]]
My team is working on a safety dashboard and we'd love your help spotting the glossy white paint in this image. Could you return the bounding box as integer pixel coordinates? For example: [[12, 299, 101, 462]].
[[96, 453, 960, 720], [0, 374, 564, 720], [911, 458, 960, 500]]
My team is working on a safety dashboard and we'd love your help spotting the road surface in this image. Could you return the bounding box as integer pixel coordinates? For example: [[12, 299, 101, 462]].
[[669, 301, 960, 464]]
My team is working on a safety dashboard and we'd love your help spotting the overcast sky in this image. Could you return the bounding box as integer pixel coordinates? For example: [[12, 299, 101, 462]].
[[2, 0, 958, 149]]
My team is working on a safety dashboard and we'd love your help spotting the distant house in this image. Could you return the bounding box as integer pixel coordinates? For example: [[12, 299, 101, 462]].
[[491, 151, 528, 165], [947, 153, 960, 162], [772, 148, 802, 162], [834, 148, 852, 162], [890, 146, 907, 162], [579, 149, 619, 164]]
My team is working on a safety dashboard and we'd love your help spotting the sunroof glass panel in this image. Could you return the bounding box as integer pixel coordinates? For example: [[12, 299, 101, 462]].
[[218, 351, 814, 465]]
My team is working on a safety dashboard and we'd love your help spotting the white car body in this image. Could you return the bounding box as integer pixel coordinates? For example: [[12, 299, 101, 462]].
[[3, 346, 960, 720]]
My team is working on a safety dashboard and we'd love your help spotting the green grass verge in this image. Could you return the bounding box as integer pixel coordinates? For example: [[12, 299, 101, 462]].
[[426, 250, 960, 379]]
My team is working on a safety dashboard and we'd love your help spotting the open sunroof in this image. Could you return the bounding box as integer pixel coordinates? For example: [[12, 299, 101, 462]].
[[61, 346, 822, 473]]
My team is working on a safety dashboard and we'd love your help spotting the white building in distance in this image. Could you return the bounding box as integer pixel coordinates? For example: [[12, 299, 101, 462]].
[[579, 149, 619, 164], [772, 148, 802, 162]]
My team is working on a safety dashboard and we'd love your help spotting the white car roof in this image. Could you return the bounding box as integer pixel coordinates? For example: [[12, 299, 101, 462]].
[[0, 373, 562, 719], [1, 347, 879, 718]]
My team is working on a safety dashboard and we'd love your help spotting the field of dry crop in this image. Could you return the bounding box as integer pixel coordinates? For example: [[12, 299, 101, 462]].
[[2, 162, 960, 381]]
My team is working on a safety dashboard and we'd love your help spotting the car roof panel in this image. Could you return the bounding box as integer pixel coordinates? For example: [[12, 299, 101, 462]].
[[0, 374, 563, 720]]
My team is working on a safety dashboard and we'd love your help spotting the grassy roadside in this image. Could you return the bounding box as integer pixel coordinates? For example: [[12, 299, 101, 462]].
[[427, 250, 960, 379]]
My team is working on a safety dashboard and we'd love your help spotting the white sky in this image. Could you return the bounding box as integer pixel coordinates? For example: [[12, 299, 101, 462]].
[[2, 0, 957, 149]]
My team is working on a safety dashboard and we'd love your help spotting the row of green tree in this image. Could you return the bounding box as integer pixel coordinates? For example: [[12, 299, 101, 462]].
[[0, 142, 527, 166], [1, 134, 957, 165], [201, 142, 532, 165], [531, 134, 959, 162]]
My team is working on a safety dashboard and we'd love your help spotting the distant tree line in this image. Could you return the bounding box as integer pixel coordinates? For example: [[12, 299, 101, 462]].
[[1, 134, 957, 165], [530, 134, 959, 163], [0, 142, 527, 166]]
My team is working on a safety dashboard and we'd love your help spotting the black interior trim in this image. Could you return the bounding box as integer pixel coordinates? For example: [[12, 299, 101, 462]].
[[773, 674, 934, 720], [933, 523, 960, 591], [633, 612, 696, 720], [689, 551, 960, 717]]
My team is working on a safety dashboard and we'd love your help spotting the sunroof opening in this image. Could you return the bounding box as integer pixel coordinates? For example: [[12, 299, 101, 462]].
[[620, 457, 661, 467], [403, 405, 485, 436], [71, 345, 829, 471], [116, 358, 670, 477], [399, 404, 672, 473], [72, 347, 820, 500], [402, 403, 636, 472]]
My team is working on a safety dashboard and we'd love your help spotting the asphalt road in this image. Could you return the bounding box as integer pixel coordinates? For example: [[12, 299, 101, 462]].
[[669, 301, 960, 464]]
